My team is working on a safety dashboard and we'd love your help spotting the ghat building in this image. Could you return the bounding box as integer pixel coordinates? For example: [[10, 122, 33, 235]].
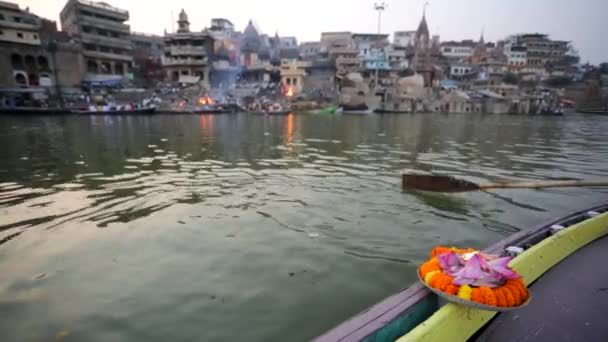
[[60, 0, 133, 79], [0, 1, 51, 87], [162, 9, 214, 86], [1, 0, 83, 89]]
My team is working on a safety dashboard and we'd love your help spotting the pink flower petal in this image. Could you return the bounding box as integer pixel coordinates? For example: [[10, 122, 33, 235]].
[[488, 257, 521, 280], [437, 252, 464, 276]]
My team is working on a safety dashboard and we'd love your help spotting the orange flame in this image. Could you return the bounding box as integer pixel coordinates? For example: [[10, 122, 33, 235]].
[[286, 87, 294, 97], [199, 96, 215, 106]]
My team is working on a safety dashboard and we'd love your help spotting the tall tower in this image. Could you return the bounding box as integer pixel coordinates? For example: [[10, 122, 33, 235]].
[[411, 6, 433, 87], [177, 9, 190, 33]]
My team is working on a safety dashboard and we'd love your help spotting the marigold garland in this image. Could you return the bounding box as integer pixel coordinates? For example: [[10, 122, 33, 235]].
[[457, 285, 472, 300], [419, 259, 441, 279], [420, 246, 529, 309], [493, 288, 507, 307]]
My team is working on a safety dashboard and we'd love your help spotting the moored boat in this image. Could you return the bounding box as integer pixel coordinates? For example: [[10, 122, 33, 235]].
[[71, 107, 156, 115], [0, 107, 71, 115], [315, 203, 608, 341]]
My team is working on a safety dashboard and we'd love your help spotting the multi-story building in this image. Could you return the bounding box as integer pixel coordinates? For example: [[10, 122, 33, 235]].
[[130, 32, 164, 85], [352, 33, 389, 60], [320, 31, 352, 53], [332, 47, 360, 76], [162, 9, 214, 86], [352, 33, 390, 79], [393, 31, 416, 48], [0, 1, 48, 87], [449, 64, 474, 79], [504, 44, 527, 72], [387, 48, 408, 70], [440, 40, 476, 60], [279, 59, 310, 94], [279, 36, 297, 49], [299, 41, 320, 60], [60, 0, 133, 78], [508, 34, 568, 69], [210, 18, 234, 36]]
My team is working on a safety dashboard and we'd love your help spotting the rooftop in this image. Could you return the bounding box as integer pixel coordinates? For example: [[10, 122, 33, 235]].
[[0, 1, 19, 11], [352, 33, 389, 39], [76, 0, 128, 15]]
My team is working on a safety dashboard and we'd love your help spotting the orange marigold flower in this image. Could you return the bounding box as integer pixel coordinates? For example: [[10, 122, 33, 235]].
[[428, 272, 442, 289], [471, 288, 484, 304], [419, 259, 441, 279], [424, 271, 440, 284], [506, 279, 528, 304], [431, 273, 454, 292], [502, 286, 516, 307], [479, 287, 497, 307], [430, 247, 454, 258], [444, 284, 460, 296], [493, 288, 507, 307]]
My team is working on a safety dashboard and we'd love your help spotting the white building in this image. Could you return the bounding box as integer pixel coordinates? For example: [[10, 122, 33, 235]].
[[440, 41, 476, 59], [393, 31, 416, 48], [449, 64, 474, 78], [210, 18, 234, 34], [388, 48, 408, 70], [506, 46, 527, 68]]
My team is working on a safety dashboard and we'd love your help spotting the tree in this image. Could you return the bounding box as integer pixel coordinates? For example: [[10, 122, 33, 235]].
[[503, 72, 518, 85]]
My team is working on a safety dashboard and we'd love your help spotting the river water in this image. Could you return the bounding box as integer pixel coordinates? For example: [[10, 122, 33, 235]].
[[0, 113, 607, 341]]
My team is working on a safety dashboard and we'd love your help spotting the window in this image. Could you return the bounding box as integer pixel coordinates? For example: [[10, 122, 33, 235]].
[[0, 29, 3, 35], [13, 16, 21, 23], [33, 34, 38, 40], [293, 78, 297, 86], [0, 14, 4, 20], [17, 32, 23, 39], [286, 78, 291, 85]]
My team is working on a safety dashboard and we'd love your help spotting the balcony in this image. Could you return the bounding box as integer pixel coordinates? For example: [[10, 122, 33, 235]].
[[162, 57, 208, 66], [79, 16, 130, 34], [81, 33, 132, 50], [167, 46, 208, 56], [0, 19, 39, 31], [336, 56, 361, 66], [83, 50, 133, 62]]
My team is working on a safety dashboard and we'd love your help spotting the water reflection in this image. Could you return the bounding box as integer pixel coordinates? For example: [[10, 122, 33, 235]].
[[0, 113, 607, 341]]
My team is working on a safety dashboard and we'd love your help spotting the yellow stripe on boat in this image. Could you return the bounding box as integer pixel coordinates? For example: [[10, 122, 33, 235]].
[[397, 213, 608, 342]]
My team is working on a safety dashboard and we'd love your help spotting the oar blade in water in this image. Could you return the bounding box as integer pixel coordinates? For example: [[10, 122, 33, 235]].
[[402, 174, 481, 193]]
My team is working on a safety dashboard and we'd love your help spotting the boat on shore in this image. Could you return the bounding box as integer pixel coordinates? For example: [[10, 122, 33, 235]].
[[71, 107, 156, 115], [315, 203, 608, 342], [0, 107, 71, 115], [578, 108, 608, 115]]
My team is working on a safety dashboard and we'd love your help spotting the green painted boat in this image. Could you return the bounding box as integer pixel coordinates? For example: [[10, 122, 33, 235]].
[[315, 203, 608, 342]]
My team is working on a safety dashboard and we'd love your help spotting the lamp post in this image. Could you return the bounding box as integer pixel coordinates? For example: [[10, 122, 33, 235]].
[[373, 2, 387, 93]]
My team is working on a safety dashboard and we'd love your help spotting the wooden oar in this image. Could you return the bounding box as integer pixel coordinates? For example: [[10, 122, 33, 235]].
[[402, 174, 608, 193]]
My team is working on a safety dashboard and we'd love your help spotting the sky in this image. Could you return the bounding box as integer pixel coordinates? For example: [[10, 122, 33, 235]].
[[18, 0, 608, 64]]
